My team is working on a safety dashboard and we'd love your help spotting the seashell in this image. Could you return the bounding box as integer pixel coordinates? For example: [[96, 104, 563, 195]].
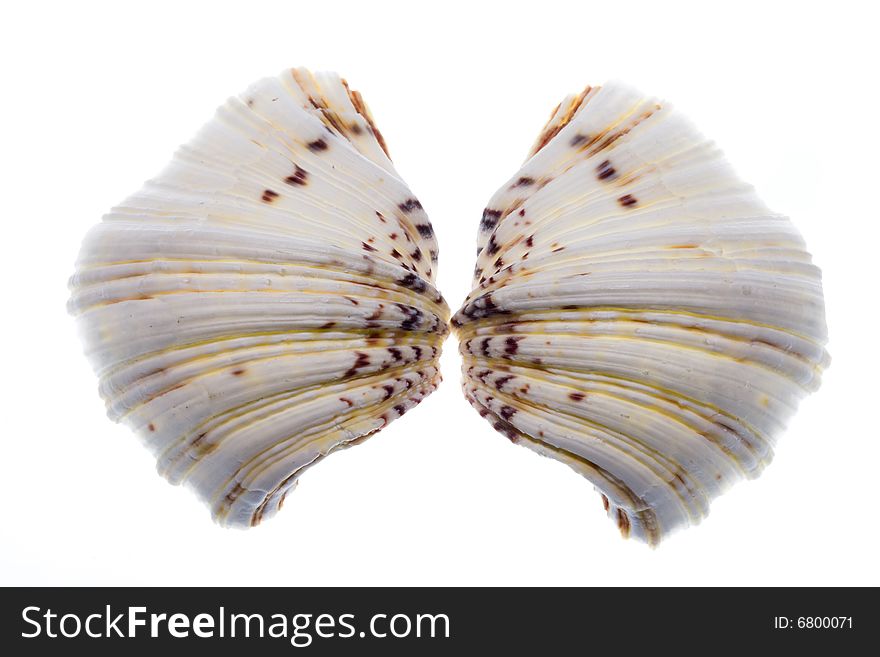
[[69, 68, 449, 527], [452, 82, 829, 545]]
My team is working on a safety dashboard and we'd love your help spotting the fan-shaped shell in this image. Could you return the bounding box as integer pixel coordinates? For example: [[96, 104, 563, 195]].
[[452, 82, 828, 544], [69, 68, 449, 527]]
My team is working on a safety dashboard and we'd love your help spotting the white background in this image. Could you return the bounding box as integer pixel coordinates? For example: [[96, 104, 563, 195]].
[[2, 0, 878, 586]]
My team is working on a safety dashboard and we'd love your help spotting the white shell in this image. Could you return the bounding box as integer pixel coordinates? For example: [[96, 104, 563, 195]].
[[69, 68, 449, 527], [452, 82, 828, 544]]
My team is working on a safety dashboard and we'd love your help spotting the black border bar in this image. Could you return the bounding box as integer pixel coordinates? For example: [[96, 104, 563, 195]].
[[1, 587, 869, 653]]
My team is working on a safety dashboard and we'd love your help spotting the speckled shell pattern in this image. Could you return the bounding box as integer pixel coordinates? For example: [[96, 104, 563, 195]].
[[69, 69, 449, 527], [452, 83, 829, 545]]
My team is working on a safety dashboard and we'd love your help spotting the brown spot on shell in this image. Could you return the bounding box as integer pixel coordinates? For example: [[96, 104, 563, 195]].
[[396, 303, 422, 331], [492, 418, 519, 442], [495, 375, 514, 389], [616, 509, 631, 537], [618, 194, 638, 208], [397, 272, 427, 293], [366, 304, 385, 321], [284, 164, 309, 186], [601, 495, 610, 511], [570, 133, 588, 147], [511, 176, 535, 188], [308, 138, 328, 152], [486, 235, 501, 256], [596, 159, 616, 181], [148, 423, 156, 432], [344, 351, 370, 378], [398, 198, 423, 213], [231, 368, 246, 376], [261, 189, 279, 203], [569, 392, 585, 402], [499, 405, 517, 420], [480, 208, 502, 231]]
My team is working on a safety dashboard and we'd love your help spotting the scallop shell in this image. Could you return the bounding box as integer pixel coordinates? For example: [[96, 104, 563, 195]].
[[69, 68, 449, 527], [452, 82, 828, 545]]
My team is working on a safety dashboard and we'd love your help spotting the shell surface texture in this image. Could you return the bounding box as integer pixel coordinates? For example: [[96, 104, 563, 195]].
[[71, 70, 828, 544], [69, 68, 449, 528], [452, 82, 828, 545]]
